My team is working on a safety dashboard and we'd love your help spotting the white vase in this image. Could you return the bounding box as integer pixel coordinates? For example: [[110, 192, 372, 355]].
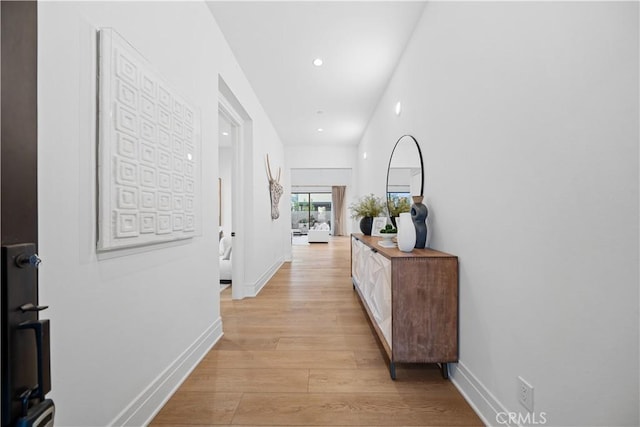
[[397, 212, 416, 252]]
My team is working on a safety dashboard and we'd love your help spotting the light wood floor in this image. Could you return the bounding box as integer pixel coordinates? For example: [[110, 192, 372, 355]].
[[151, 237, 483, 426]]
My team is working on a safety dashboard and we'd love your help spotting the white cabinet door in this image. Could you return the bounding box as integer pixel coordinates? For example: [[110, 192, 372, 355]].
[[351, 238, 392, 348], [351, 237, 362, 285], [367, 252, 392, 348], [363, 247, 378, 298], [352, 238, 370, 292], [352, 238, 366, 288]]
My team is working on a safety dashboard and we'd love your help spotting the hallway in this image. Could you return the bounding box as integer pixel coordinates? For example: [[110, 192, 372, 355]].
[[151, 237, 482, 426]]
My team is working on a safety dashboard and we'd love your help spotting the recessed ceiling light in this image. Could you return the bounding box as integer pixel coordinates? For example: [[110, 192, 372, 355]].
[[222, 131, 229, 136], [363, 152, 368, 160], [395, 101, 402, 116], [313, 58, 323, 67], [187, 153, 193, 161], [317, 128, 324, 132]]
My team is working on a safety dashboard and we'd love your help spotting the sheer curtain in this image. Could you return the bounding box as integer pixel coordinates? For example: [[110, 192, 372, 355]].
[[332, 186, 346, 236]]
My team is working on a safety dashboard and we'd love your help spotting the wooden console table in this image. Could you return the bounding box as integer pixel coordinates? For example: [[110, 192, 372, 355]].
[[351, 233, 458, 379]]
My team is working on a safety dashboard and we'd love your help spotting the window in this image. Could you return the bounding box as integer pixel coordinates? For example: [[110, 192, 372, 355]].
[[291, 193, 332, 234]]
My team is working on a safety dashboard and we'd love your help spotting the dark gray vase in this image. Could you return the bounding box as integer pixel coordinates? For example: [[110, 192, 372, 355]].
[[359, 217, 373, 235], [410, 196, 428, 248]]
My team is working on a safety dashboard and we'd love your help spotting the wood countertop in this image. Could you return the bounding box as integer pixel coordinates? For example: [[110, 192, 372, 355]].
[[351, 233, 457, 259]]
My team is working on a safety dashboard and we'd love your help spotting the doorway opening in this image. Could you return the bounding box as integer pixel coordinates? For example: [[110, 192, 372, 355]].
[[218, 111, 234, 293], [218, 77, 252, 300]]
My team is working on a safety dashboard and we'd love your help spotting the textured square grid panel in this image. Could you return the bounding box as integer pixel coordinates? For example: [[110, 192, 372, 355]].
[[98, 28, 200, 250]]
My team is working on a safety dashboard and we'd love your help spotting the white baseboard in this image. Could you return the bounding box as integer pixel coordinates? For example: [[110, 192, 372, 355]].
[[247, 257, 283, 297], [450, 361, 514, 427], [108, 318, 223, 427]]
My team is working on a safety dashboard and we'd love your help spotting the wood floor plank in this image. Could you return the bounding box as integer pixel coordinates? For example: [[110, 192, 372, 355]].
[[222, 313, 340, 325], [308, 367, 450, 393], [220, 323, 373, 336], [232, 392, 363, 425], [215, 333, 280, 351], [150, 392, 241, 425], [182, 368, 309, 393], [353, 350, 388, 369], [150, 236, 482, 427], [203, 349, 358, 370], [232, 392, 482, 426], [276, 335, 379, 352]]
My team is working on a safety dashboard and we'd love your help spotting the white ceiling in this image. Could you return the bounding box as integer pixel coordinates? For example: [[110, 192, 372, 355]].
[[207, 1, 426, 147]]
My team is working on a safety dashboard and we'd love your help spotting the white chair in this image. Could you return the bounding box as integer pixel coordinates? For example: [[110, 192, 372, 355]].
[[307, 222, 330, 243], [219, 236, 232, 283]]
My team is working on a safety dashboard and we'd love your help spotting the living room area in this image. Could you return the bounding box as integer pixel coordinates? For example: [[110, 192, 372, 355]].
[[291, 192, 332, 244], [288, 166, 354, 245]]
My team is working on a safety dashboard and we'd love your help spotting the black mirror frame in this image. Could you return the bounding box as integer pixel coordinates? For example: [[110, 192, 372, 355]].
[[385, 134, 424, 220]]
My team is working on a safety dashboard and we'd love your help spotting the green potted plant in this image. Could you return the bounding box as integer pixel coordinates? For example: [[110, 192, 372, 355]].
[[379, 223, 398, 243], [349, 194, 386, 235], [388, 195, 411, 227]]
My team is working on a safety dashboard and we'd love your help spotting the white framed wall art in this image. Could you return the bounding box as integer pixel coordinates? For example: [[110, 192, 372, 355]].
[[97, 28, 201, 251]]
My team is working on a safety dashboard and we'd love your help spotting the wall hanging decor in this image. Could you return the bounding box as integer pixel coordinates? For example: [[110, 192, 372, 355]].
[[266, 154, 283, 220], [97, 28, 201, 251]]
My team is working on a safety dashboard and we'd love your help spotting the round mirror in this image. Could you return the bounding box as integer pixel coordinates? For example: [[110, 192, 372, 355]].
[[385, 135, 424, 225]]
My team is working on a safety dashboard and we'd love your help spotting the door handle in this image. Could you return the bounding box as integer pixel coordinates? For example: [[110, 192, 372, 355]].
[[20, 303, 49, 313], [17, 320, 51, 401]]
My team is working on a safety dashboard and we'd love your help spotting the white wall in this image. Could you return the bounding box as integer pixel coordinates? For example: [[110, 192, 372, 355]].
[[291, 168, 352, 189], [245, 119, 288, 292], [38, 2, 285, 425], [358, 2, 639, 426]]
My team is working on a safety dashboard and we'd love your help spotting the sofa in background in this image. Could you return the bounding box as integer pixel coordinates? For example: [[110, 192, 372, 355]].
[[219, 236, 232, 283], [307, 222, 330, 243]]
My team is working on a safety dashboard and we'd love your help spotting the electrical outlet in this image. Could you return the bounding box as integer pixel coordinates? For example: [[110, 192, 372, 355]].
[[518, 376, 534, 412]]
